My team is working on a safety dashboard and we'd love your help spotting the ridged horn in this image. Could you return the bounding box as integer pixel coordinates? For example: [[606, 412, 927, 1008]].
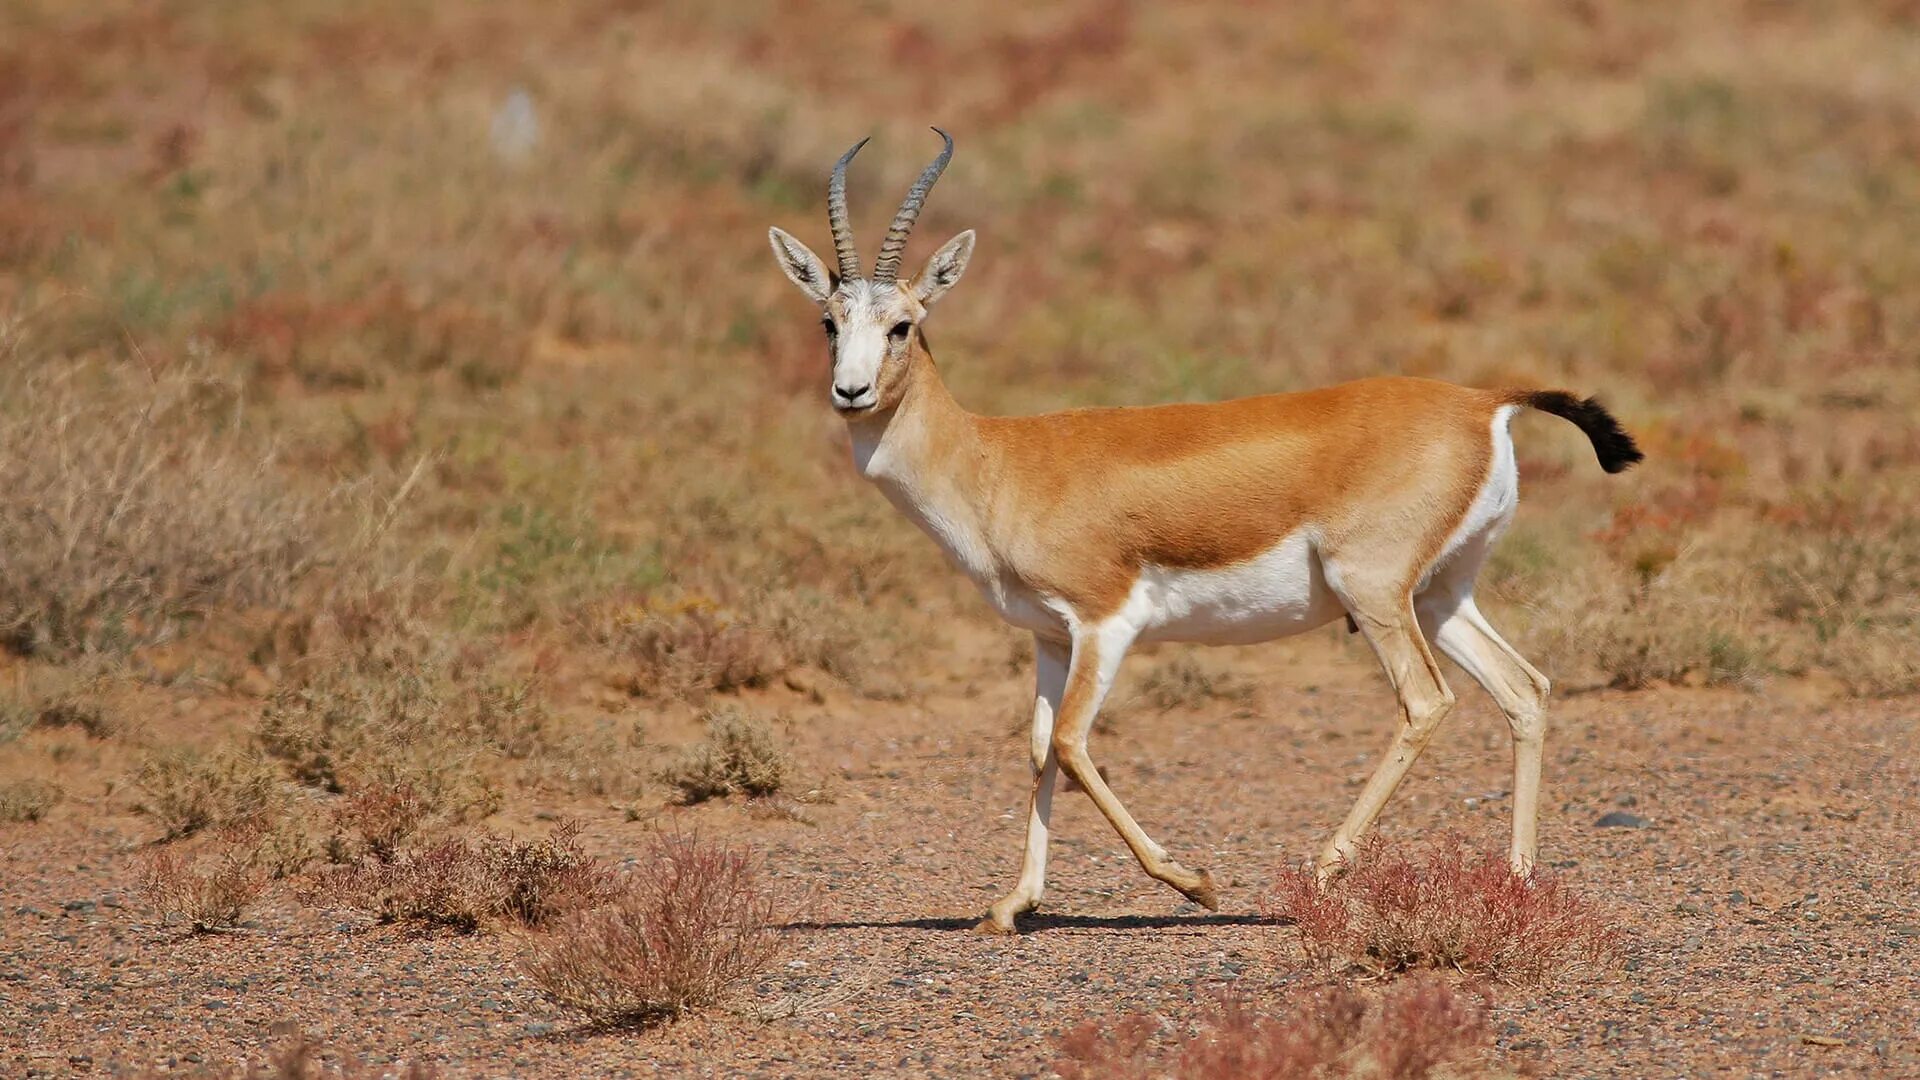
[[827, 136, 870, 281], [872, 127, 953, 283]]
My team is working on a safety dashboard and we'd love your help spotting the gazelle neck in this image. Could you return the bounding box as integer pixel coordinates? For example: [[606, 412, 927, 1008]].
[[845, 340, 975, 486], [844, 341, 1001, 585]]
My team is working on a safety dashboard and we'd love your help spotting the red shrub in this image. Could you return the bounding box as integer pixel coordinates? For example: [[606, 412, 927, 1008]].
[[136, 840, 271, 932], [1054, 977, 1489, 1080], [520, 833, 792, 1027], [1263, 835, 1619, 983], [308, 820, 616, 932]]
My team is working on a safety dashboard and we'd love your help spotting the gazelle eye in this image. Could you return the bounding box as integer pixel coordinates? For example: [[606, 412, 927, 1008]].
[[889, 321, 911, 340]]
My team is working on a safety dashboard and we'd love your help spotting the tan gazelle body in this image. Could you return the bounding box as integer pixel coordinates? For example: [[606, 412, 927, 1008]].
[[769, 130, 1642, 934]]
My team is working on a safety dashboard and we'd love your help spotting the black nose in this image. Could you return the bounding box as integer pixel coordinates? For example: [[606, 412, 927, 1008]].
[[834, 384, 871, 402]]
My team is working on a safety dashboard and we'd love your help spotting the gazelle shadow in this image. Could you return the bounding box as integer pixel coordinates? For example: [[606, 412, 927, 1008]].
[[780, 912, 1284, 934]]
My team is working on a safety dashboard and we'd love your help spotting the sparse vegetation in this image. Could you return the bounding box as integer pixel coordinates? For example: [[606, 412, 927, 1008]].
[[124, 1037, 443, 1079], [2, 0, 1919, 1070], [1131, 652, 1256, 712], [134, 747, 288, 840], [0, 362, 322, 659], [1053, 977, 1490, 1080], [0, 778, 62, 822], [1264, 836, 1620, 984], [521, 833, 790, 1027], [308, 820, 617, 933], [136, 838, 272, 932], [658, 706, 791, 804]]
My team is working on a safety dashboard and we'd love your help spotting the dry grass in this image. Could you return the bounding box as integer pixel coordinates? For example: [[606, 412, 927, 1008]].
[[1, 661, 122, 740], [1131, 651, 1257, 712], [308, 820, 618, 933], [326, 782, 430, 864], [520, 832, 790, 1028], [658, 706, 791, 804], [133, 746, 288, 840], [0, 360, 322, 659], [0, 777, 62, 822], [1264, 836, 1620, 984], [136, 837, 273, 932], [123, 1037, 442, 1079], [1053, 976, 1490, 1080], [257, 643, 549, 820]]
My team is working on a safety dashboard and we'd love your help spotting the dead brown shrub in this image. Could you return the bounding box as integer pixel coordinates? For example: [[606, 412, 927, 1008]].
[[0, 362, 321, 658], [257, 656, 532, 821], [133, 746, 287, 839], [0, 777, 62, 822], [658, 706, 789, 804], [1054, 976, 1489, 1080], [520, 832, 790, 1027], [1263, 835, 1619, 984], [1133, 652, 1256, 712], [308, 820, 616, 932], [328, 781, 429, 863], [121, 1036, 442, 1079], [136, 839, 272, 931], [605, 604, 784, 700]]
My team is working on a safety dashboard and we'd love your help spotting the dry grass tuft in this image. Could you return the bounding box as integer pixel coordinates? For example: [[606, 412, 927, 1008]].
[[520, 832, 790, 1028], [1, 662, 123, 740], [1054, 976, 1490, 1080], [327, 782, 430, 863], [602, 602, 786, 701], [1133, 652, 1256, 712], [133, 746, 288, 840], [658, 706, 791, 804], [1263, 836, 1619, 984], [0, 777, 63, 822], [122, 1036, 443, 1079], [308, 820, 617, 933], [0, 362, 321, 658], [257, 648, 548, 820], [136, 838, 273, 932]]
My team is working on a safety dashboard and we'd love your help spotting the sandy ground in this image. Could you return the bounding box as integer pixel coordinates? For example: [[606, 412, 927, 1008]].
[[4, 633, 1918, 1078]]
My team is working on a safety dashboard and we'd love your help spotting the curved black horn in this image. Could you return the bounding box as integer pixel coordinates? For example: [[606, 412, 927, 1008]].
[[827, 136, 870, 281], [872, 127, 953, 283]]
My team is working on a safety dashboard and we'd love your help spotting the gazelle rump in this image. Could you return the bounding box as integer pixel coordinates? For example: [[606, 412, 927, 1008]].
[[769, 129, 1643, 934]]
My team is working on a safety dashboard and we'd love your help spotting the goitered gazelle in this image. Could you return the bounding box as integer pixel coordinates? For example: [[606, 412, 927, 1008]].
[[768, 129, 1642, 934]]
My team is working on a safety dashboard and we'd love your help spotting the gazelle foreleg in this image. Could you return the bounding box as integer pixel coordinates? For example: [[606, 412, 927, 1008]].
[[978, 636, 1071, 934], [1318, 592, 1457, 877], [1423, 595, 1551, 874], [1051, 620, 1218, 912]]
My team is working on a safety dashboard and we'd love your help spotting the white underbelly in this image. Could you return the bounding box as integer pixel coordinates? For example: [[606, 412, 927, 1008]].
[[1125, 530, 1344, 645]]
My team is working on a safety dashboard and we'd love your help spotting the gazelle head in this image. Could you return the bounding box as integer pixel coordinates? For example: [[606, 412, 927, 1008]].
[[768, 128, 975, 417]]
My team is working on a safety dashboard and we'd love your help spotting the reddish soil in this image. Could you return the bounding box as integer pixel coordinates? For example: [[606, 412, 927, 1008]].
[[5, 634, 1917, 1077]]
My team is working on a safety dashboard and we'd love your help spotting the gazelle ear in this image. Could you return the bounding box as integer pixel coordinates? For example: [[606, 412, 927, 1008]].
[[768, 227, 834, 305], [910, 229, 975, 308]]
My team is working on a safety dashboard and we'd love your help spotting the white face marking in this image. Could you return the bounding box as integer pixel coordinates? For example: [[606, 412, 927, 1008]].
[[826, 280, 916, 413]]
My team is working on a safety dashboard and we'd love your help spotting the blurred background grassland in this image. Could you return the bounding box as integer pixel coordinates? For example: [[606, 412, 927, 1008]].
[[2, 0, 1918, 808]]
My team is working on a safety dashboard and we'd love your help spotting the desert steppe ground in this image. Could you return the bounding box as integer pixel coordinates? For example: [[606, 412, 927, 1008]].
[[3, 1, 1919, 1076]]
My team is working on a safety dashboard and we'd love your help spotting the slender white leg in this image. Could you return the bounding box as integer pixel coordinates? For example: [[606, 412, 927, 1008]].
[[979, 636, 1070, 932], [1426, 596, 1551, 873], [1318, 593, 1457, 876]]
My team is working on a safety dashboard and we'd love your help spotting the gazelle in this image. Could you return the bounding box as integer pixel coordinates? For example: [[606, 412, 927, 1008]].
[[768, 130, 1642, 934]]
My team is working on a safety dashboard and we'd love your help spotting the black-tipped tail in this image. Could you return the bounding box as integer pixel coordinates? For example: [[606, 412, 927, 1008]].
[[1511, 390, 1643, 473]]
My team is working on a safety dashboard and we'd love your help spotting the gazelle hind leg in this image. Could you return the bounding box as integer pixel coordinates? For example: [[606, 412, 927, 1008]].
[[1317, 593, 1457, 878], [1051, 621, 1217, 911], [1424, 596, 1551, 874], [977, 636, 1071, 934]]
